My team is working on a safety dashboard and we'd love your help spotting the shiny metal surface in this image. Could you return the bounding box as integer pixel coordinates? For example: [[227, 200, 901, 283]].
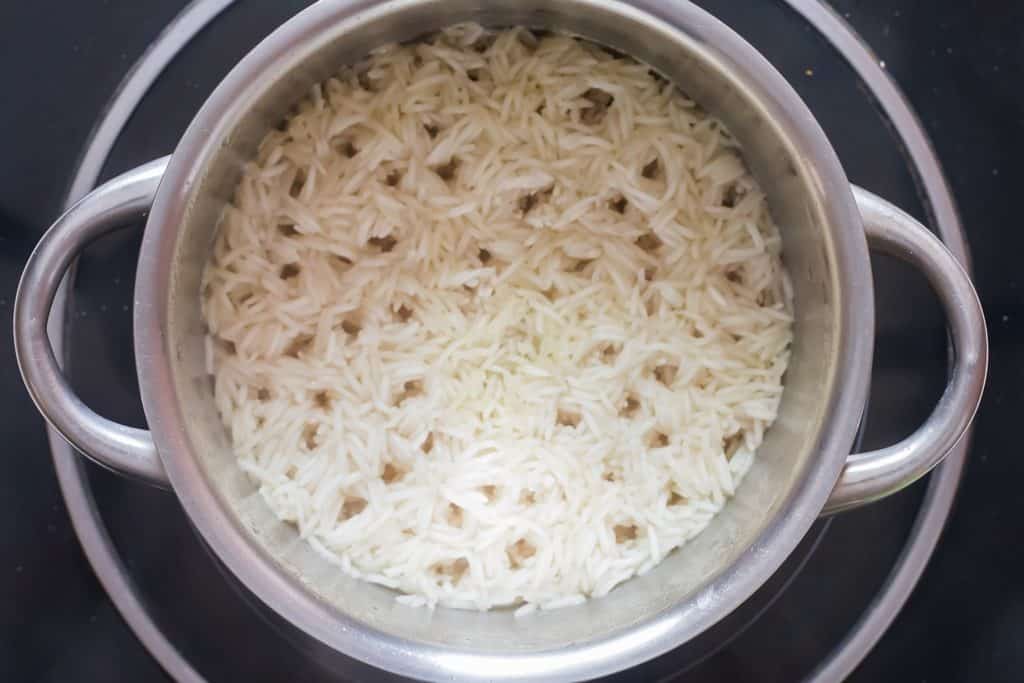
[[136, 1, 870, 679], [14, 157, 169, 487], [822, 188, 987, 514], [46, 1, 981, 680], [16, 0, 986, 680]]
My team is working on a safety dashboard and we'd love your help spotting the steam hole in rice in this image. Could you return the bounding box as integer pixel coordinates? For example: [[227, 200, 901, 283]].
[[614, 524, 638, 543]]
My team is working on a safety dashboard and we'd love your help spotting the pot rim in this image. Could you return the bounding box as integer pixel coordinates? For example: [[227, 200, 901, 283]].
[[135, 0, 873, 679]]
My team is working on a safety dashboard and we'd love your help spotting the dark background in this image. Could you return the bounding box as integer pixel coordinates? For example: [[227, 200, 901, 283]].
[[1, 1, 1021, 681]]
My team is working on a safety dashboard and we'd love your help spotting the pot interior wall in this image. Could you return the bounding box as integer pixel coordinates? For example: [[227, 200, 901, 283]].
[[162, 0, 841, 653]]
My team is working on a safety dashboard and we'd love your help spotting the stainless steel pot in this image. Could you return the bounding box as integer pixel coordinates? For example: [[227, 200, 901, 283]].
[[15, 1, 987, 680]]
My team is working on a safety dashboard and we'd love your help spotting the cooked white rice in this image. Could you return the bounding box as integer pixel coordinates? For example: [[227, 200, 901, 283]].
[[201, 25, 793, 612]]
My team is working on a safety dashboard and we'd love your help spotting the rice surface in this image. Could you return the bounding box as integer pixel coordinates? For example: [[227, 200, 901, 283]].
[[201, 25, 793, 612]]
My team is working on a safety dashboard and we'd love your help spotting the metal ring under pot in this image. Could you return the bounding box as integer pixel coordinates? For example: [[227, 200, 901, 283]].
[[28, 1, 986, 680]]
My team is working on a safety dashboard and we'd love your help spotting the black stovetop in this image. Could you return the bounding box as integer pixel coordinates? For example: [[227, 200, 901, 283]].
[[2, 1, 1022, 681]]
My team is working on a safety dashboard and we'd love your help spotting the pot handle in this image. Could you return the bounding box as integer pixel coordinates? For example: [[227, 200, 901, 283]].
[[14, 157, 171, 487], [823, 186, 987, 514]]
